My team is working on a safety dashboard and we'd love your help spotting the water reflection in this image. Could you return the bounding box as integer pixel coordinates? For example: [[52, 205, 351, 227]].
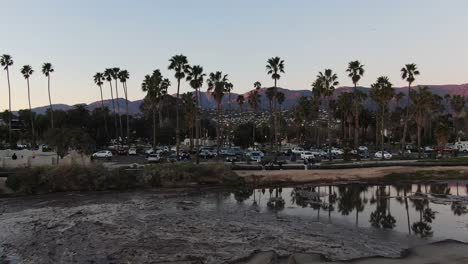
[[226, 180, 468, 242]]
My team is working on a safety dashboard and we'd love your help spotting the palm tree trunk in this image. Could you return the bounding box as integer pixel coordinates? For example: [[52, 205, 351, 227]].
[[6, 68, 12, 144], [354, 84, 360, 149], [153, 108, 156, 148], [401, 84, 411, 155], [27, 78, 35, 146], [109, 81, 117, 139], [124, 82, 130, 142], [269, 100, 273, 150], [176, 79, 181, 157], [47, 75, 54, 129], [99, 85, 109, 139], [216, 102, 221, 160], [417, 123, 422, 159], [115, 80, 123, 142], [328, 96, 332, 160], [195, 88, 200, 164], [381, 107, 385, 161]]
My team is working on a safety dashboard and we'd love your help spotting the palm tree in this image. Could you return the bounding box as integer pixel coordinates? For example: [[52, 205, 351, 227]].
[[118, 70, 130, 141], [103, 68, 117, 138], [182, 92, 196, 149], [313, 69, 339, 160], [207, 71, 229, 158], [111, 67, 123, 141], [400, 63, 420, 152], [141, 70, 170, 147], [93, 72, 108, 138], [236, 95, 245, 112], [410, 86, 434, 159], [266, 57, 285, 150], [20, 65, 35, 144], [450, 95, 465, 136], [276, 91, 285, 145], [1, 55, 13, 144], [186, 65, 206, 164], [370, 76, 395, 160], [248, 84, 261, 148], [168, 54, 189, 157], [346, 60, 365, 149], [42, 62, 55, 128]]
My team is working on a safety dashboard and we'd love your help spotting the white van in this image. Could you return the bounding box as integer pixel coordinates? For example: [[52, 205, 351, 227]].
[[454, 141, 468, 152]]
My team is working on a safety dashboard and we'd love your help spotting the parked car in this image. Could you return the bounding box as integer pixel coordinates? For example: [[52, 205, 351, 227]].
[[358, 146, 368, 152], [146, 154, 161, 163], [92, 150, 112, 160], [331, 148, 343, 156], [292, 147, 305, 154], [128, 148, 137, 155], [199, 150, 213, 159], [167, 154, 179, 163], [310, 148, 327, 158], [374, 151, 392, 159], [454, 141, 468, 152], [300, 151, 315, 160], [247, 151, 264, 162], [423, 146, 434, 153]]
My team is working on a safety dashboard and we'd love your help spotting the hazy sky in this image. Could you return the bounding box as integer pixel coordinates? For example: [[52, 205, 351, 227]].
[[1, 0, 468, 110]]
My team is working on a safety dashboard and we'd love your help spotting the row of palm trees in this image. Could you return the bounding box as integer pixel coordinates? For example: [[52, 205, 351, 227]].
[[93, 68, 130, 142], [0, 54, 54, 145]]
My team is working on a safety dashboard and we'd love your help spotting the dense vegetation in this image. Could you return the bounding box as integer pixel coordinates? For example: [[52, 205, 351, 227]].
[[5, 163, 243, 195]]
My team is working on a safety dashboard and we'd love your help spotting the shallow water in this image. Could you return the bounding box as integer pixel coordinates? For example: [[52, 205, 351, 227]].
[[219, 181, 468, 243]]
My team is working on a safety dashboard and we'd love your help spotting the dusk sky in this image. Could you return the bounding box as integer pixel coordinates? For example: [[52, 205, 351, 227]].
[[1, 0, 468, 110]]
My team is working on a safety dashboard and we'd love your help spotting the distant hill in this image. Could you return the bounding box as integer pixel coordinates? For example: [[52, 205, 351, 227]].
[[26, 83, 468, 115]]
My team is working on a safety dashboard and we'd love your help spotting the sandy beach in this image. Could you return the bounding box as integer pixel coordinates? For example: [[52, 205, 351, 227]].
[[236, 166, 468, 184]]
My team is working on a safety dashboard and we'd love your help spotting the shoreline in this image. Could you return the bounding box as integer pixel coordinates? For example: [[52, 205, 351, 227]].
[[236, 165, 468, 185]]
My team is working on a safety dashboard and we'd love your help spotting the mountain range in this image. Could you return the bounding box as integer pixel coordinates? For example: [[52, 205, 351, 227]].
[[26, 84, 468, 115]]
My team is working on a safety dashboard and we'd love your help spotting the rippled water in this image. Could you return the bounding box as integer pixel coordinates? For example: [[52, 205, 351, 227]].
[[219, 181, 468, 242]]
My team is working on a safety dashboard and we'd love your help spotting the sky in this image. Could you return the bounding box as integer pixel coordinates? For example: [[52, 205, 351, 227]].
[[1, 0, 468, 110]]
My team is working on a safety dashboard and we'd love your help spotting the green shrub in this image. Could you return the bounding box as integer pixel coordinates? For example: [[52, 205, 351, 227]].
[[6, 162, 243, 194], [6, 164, 145, 194], [143, 163, 241, 187]]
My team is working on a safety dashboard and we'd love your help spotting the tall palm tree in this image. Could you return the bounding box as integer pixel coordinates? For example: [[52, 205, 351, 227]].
[[186, 65, 206, 164], [42, 62, 55, 128], [410, 86, 434, 159], [103, 68, 117, 138], [182, 92, 196, 149], [1, 55, 14, 144], [266, 57, 285, 150], [111, 67, 123, 141], [346, 60, 365, 149], [313, 69, 339, 160], [236, 95, 245, 112], [207, 71, 229, 158], [248, 85, 261, 148], [93, 72, 108, 138], [168, 54, 189, 157], [450, 95, 465, 136], [400, 63, 420, 153], [141, 70, 170, 147], [370, 76, 395, 160], [21, 65, 35, 144], [118, 70, 130, 141]]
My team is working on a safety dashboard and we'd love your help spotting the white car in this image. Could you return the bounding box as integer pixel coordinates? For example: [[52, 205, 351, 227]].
[[300, 151, 315, 160], [146, 154, 161, 163], [92, 150, 112, 159], [374, 151, 392, 159], [331, 148, 343, 155], [128, 148, 137, 155], [292, 147, 305, 154], [358, 146, 368, 152]]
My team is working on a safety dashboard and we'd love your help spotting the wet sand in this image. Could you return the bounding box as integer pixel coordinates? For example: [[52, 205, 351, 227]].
[[0, 188, 432, 264], [236, 166, 468, 184]]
